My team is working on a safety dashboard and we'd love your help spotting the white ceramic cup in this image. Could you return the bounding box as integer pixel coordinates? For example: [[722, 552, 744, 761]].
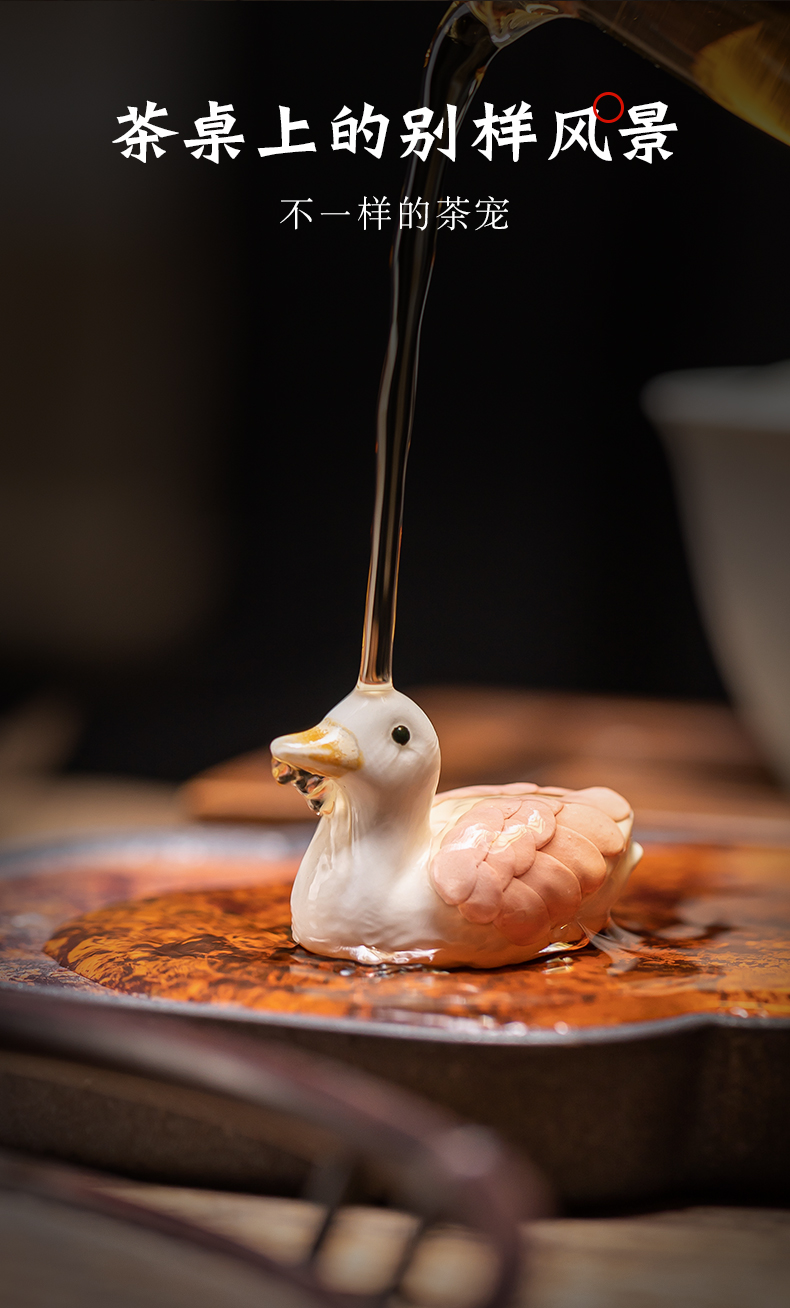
[[642, 361, 790, 788]]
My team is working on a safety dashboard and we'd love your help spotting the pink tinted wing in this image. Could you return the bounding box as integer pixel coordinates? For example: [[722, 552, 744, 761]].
[[522, 794, 564, 819], [458, 864, 510, 924], [435, 782, 539, 801], [504, 797, 560, 854], [483, 818, 538, 885], [554, 802, 625, 857], [431, 800, 519, 908], [432, 781, 634, 947], [519, 851, 583, 928], [431, 845, 485, 907], [493, 878, 551, 947], [431, 796, 548, 924], [564, 786, 631, 822], [431, 789, 623, 932], [539, 825, 607, 896]]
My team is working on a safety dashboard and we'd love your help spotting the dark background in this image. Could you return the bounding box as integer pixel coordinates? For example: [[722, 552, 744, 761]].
[[1, 0, 789, 781]]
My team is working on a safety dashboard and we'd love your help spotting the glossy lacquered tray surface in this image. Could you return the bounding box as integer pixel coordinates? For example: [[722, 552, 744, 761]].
[[1, 826, 788, 1205]]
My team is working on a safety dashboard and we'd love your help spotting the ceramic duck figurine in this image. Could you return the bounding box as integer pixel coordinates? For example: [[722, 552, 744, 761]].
[[271, 684, 642, 968]]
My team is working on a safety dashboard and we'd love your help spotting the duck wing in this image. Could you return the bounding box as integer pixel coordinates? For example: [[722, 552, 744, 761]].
[[429, 784, 633, 947]]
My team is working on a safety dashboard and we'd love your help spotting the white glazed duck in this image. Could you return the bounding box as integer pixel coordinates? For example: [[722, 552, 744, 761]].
[[271, 684, 642, 969]]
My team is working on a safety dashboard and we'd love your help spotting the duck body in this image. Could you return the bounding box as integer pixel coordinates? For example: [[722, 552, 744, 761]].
[[271, 685, 642, 969]]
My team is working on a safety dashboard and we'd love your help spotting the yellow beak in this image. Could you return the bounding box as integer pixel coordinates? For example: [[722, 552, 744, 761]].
[[270, 718, 361, 778]]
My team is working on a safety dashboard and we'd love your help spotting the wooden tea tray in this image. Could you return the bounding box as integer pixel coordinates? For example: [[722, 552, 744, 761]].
[[1, 826, 788, 1206]]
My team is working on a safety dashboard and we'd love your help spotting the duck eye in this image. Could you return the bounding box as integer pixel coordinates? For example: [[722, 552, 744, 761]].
[[391, 725, 410, 746]]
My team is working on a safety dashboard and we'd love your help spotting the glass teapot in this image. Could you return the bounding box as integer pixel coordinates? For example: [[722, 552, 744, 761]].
[[481, 1, 790, 147]]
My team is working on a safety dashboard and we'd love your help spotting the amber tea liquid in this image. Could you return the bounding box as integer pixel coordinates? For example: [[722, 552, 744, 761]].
[[358, 1, 558, 686]]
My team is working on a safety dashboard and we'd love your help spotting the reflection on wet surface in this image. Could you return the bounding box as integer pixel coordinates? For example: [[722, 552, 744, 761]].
[[28, 843, 790, 1031]]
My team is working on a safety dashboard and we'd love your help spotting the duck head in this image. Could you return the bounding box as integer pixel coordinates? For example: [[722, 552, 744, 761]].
[[271, 685, 441, 825]]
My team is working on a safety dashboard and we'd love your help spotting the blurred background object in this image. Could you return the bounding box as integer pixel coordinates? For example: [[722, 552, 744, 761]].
[[3, 986, 789, 1307], [0, 1, 231, 677], [185, 684, 790, 843], [0, 695, 179, 843], [5, 1151, 790, 1308], [0, 989, 537, 1308], [644, 361, 790, 787]]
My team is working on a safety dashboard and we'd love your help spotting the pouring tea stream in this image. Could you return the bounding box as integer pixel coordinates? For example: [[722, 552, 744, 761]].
[[273, 0, 790, 966], [272, 1, 645, 967]]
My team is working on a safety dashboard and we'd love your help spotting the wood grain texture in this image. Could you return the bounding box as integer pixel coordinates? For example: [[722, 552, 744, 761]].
[[95, 1181, 790, 1308]]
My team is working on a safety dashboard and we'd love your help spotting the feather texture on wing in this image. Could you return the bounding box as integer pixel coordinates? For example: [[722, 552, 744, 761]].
[[430, 783, 632, 948]]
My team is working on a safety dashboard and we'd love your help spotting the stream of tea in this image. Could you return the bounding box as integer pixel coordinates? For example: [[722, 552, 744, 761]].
[[359, 0, 562, 684]]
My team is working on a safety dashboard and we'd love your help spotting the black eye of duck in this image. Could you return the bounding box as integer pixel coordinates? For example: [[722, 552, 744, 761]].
[[391, 725, 411, 746]]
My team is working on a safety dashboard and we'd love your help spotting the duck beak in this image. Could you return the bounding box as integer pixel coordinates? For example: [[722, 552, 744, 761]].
[[270, 718, 362, 779]]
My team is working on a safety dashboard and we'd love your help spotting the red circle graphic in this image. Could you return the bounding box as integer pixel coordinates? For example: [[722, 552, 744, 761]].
[[592, 92, 625, 124]]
